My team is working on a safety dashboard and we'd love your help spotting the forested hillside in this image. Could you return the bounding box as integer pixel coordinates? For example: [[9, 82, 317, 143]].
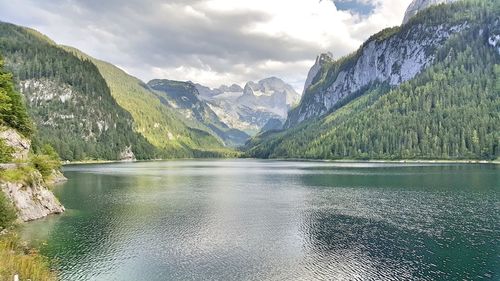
[[0, 22, 159, 161], [246, 0, 500, 160]]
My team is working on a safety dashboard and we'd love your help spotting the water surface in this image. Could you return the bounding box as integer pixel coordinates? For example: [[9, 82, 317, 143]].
[[22, 160, 500, 280]]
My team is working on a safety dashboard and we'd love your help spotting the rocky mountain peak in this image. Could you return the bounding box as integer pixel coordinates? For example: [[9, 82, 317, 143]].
[[302, 52, 333, 94], [403, 0, 458, 24], [219, 84, 243, 92]]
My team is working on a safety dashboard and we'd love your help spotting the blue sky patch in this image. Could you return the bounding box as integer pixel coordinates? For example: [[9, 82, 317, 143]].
[[333, 0, 376, 15]]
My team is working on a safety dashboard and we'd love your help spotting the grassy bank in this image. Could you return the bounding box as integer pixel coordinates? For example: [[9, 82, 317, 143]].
[[0, 193, 56, 281], [0, 233, 57, 281]]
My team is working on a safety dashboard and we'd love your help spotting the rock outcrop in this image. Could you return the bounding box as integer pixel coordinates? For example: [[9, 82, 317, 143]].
[[402, 0, 458, 24], [0, 126, 65, 221], [0, 170, 65, 222], [302, 53, 333, 95], [0, 129, 30, 160], [488, 24, 500, 55], [120, 146, 136, 162]]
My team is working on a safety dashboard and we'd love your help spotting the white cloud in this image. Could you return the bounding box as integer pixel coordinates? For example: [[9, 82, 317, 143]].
[[0, 0, 412, 91]]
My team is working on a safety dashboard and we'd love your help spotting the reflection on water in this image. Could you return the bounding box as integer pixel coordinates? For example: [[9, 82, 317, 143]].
[[22, 160, 500, 281]]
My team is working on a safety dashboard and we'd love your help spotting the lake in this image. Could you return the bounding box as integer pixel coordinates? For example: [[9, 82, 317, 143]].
[[21, 160, 499, 280]]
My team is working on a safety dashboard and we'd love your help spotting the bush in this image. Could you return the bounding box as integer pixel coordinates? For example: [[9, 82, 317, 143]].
[[0, 165, 36, 185], [0, 139, 13, 163], [30, 155, 60, 181], [0, 191, 16, 230]]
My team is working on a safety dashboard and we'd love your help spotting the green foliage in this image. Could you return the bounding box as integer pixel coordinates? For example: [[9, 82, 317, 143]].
[[0, 233, 57, 281], [30, 154, 59, 180], [0, 192, 16, 230], [0, 54, 32, 136], [0, 139, 13, 163], [246, 1, 500, 161], [40, 144, 60, 162], [0, 165, 36, 185]]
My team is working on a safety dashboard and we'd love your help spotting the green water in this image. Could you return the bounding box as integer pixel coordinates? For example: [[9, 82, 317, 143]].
[[21, 160, 499, 280]]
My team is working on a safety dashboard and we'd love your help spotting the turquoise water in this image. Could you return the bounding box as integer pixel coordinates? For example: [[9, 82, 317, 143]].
[[22, 160, 500, 280]]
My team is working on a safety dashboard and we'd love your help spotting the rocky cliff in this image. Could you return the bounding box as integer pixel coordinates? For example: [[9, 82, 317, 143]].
[[0, 128, 65, 222], [286, 5, 468, 128], [0, 170, 65, 222], [0, 129, 30, 161]]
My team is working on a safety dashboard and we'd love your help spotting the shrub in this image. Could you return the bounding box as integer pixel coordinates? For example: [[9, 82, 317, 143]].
[[30, 155, 60, 181], [0, 191, 16, 230], [0, 165, 36, 185], [0, 139, 13, 163]]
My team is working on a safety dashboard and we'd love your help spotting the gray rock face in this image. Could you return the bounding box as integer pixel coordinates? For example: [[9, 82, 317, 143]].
[[403, 0, 458, 24], [120, 146, 136, 162], [488, 20, 500, 55], [286, 21, 468, 128], [196, 77, 300, 134], [1, 170, 65, 222], [0, 129, 30, 161]]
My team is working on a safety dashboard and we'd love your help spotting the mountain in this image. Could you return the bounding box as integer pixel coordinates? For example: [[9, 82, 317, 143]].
[[285, 2, 475, 128], [195, 77, 300, 135], [0, 22, 236, 160], [147, 79, 250, 147], [246, 0, 500, 160], [62, 47, 236, 156], [403, 0, 459, 24]]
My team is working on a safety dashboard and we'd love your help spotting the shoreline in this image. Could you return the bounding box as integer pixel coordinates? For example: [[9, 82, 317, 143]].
[[62, 158, 500, 166]]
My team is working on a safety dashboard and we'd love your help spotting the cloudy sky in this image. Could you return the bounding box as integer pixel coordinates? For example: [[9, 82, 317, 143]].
[[0, 0, 412, 91]]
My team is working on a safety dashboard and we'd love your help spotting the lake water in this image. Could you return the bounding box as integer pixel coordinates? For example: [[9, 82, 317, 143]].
[[21, 160, 499, 280]]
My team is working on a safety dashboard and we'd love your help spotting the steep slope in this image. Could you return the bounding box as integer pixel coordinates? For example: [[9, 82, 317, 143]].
[[62, 47, 235, 157], [147, 79, 250, 147], [195, 77, 300, 134], [246, 0, 500, 160], [0, 22, 157, 161]]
